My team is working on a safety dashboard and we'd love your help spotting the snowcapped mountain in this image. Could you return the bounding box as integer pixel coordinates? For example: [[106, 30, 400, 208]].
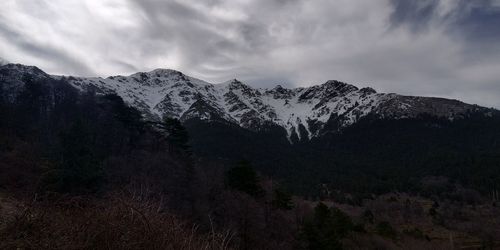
[[1, 63, 489, 141]]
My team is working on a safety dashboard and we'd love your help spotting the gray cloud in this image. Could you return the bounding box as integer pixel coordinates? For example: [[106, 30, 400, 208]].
[[0, 21, 95, 75], [0, 0, 499, 108], [389, 0, 440, 32], [389, 0, 500, 53]]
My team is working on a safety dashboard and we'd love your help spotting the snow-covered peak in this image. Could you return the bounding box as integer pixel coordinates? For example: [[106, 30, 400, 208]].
[[51, 67, 484, 142], [219, 79, 247, 89], [359, 87, 377, 95], [322, 80, 358, 91], [264, 84, 296, 99], [147, 68, 183, 76]]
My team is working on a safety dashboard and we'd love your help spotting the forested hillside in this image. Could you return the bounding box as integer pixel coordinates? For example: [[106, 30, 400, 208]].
[[0, 74, 300, 249], [186, 111, 500, 198]]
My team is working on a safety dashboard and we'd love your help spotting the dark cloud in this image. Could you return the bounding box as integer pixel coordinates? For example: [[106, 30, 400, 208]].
[[389, 0, 439, 32], [389, 0, 500, 49], [386, 0, 500, 107], [455, 1, 500, 40], [0, 23, 94, 75], [0, 0, 499, 108]]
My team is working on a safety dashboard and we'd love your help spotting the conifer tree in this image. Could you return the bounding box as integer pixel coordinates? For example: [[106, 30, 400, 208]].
[[272, 187, 294, 210], [40, 119, 104, 194], [226, 160, 264, 197], [162, 117, 191, 153], [301, 202, 354, 250]]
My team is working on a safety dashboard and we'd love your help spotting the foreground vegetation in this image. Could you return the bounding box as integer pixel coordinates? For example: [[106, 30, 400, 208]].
[[0, 193, 232, 250]]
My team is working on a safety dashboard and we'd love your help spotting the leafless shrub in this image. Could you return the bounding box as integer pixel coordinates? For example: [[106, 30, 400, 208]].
[[0, 192, 233, 250]]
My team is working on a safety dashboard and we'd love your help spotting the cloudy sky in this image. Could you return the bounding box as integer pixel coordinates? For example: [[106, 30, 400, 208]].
[[1, 0, 499, 108]]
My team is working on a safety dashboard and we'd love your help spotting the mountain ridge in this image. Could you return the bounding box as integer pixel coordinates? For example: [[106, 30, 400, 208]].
[[1, 63, 493, 142]]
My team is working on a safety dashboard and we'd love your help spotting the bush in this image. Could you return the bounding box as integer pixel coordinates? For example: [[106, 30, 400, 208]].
[[272, 187, 294, 210], [301, 203, 354, 250], [225, 160, 264, 197], [0, 193, 233, 250], [376, 221, 397, 239], [403, 227, 426, 240]]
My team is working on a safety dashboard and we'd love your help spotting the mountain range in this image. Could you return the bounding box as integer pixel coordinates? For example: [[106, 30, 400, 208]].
[[2, 62, 500, 195], [2, 63, 491, 142]]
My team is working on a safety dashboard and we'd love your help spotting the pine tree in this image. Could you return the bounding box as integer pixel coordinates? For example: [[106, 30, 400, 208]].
[[272, 187, 294, 210], [301, 202, 354, 250], [162, 117, 191, 153], [105, 94, 144, 132], [376, 221, 397, 239], [362, 209, 374, 224], [226, 160, 264, 197], [40, 120, 104, 194]]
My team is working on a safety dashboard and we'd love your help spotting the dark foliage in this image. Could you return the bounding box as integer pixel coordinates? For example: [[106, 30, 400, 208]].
[[0, 193, 232, 250], [301, 202, 354, 250], [272, 186, 294, 210], [225, 160, 264, 197], [362, 209, 374, 224], [376, 221, 397, 239], [186, 112, 500, 199], [161, 117, 191, 153], [39, 119, 104, 194]]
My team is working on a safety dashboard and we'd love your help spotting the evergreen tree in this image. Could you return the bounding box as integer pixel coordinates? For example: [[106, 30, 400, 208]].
[[330, 207, 354, 238], [376, 221, 397, 239], [40, 120, 104, 194], [301, 202, 354, 250], [226, 160, 264, 197], [272, 186, 294, 210], [362, 209, 374, 224], [162, 117, 191, 153], [104, 94, 144, 132]]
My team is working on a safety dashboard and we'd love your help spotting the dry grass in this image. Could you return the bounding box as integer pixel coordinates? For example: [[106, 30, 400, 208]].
[[0, 192, 233, 250]]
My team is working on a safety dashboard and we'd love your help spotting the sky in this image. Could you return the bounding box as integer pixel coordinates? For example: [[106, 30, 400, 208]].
[[0, 0, 499, 108]]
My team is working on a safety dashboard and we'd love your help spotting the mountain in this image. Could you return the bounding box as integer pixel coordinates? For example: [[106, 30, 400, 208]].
[[2, 63, 500, 196], [62, 66, 490, 142], [3, 63, 491, 142]]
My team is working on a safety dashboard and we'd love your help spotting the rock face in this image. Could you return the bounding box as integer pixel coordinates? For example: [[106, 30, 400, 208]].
[[1, 63, 490, 141]]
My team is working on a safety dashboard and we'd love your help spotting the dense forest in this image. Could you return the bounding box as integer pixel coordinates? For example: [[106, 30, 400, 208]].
[[186, 111, 500, 199], [1, 69, 500, 249]]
